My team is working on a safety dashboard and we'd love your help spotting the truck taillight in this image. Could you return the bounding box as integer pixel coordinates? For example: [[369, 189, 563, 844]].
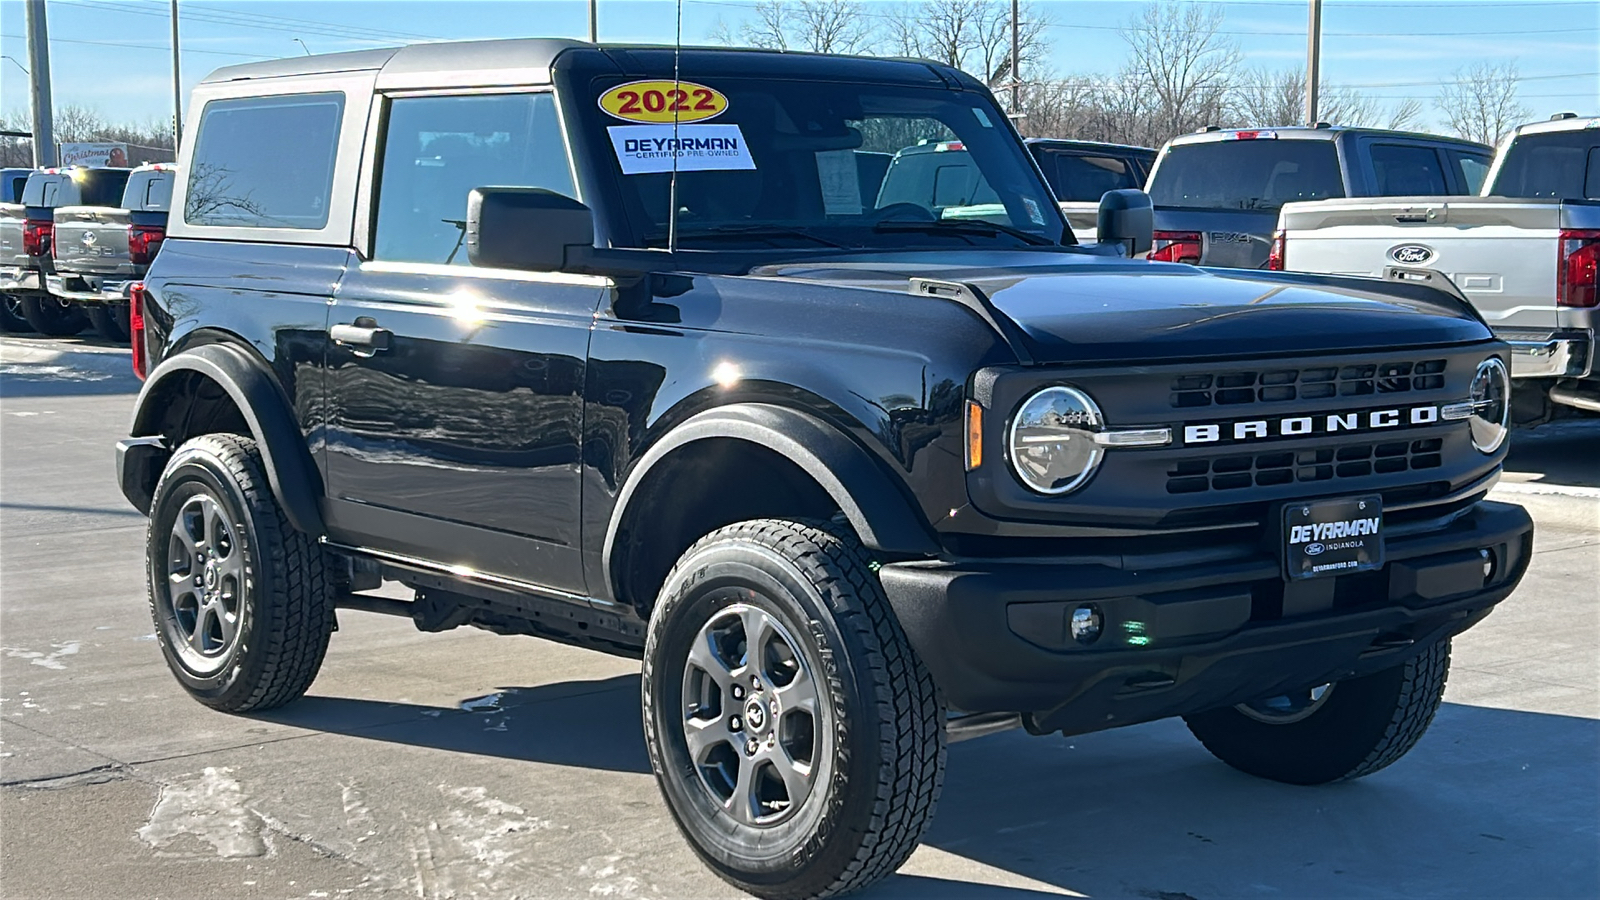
[[1558, 229, 1600, 309], [1150, 231, 1202, 265], [129, 282, 148, 380], [129, 224, 166, 266], [1267, 230, 1286, 271], [22, 219, 52, 257]]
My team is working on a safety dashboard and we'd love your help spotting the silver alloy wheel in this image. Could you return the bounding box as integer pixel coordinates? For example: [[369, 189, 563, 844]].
[[1236, 683, 1335, 725], [159, 493, 244, 675], [681, 602, 824, 827]]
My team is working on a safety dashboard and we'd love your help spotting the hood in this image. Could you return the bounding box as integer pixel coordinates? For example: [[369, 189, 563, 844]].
[[756, 250, 1491, 365]]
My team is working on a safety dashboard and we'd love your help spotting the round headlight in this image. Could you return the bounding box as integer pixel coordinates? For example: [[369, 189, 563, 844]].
[[1008, 386, 1104, 494], [1467, 357, 1510, 454]]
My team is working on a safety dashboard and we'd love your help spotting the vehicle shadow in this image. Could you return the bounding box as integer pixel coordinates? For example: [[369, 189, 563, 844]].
[[1505, 419, 1600, 488], [264, 680, 1598, 898]]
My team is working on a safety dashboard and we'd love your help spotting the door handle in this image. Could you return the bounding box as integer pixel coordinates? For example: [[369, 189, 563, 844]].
[[330, 318, 392, 356]]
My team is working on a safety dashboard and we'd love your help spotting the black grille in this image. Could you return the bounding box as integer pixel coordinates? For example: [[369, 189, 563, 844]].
[[1171, 359, 1448, 409], [1167, 438, 1445, 494]]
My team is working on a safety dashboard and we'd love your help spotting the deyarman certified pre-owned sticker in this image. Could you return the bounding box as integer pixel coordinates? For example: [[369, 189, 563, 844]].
[[599, 80, 728, 124], [608, 124, 756, 175]]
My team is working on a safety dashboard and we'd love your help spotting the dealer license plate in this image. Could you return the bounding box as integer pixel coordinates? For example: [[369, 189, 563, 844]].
[[1283, 495, 1384, 581]]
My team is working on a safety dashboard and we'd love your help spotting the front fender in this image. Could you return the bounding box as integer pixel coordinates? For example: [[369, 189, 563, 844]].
[[126, 342, 325, 535], [602, 403, 940, 595]]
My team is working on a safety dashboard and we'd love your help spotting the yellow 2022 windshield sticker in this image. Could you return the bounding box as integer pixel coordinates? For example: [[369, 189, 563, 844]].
[[599, 80, 728, 124]]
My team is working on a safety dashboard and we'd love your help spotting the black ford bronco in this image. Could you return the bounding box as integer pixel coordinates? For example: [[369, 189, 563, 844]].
[[117, 39, 1533, 899]]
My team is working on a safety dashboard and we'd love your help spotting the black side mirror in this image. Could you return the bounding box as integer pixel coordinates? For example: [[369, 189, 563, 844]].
[[467, 187, 593, 271], [1096, 189, 1153, 257]]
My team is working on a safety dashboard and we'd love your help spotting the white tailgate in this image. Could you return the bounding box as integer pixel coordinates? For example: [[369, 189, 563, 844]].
[[1281, 199, 1561, 332]]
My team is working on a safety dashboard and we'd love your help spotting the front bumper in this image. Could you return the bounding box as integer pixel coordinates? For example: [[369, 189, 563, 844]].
[[879, 499, 1533, 735], [45, 273, 133, 304], [0, 266, 40, 292]]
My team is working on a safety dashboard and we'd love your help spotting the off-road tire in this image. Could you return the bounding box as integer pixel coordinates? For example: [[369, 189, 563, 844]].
[[1184, 638, 1451, 785], [642, 519, 945, 900], [147, 434, 334, 713], [86, 303, 130, 343], [19, 292, 88, 336], [0, 294, 33, 332]]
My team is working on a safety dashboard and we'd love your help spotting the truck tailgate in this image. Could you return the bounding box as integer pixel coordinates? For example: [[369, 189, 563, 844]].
[[51, 206, 134, 276], [1279, 197, 1561, 332], [0, 203, 26, 269]]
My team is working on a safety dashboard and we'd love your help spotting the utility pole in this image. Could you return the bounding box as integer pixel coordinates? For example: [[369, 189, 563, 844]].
[[588, 0, 598, 43], [1009, 0, 1020, 113], [171, 0, 184, 145], [24, 0, 55, 167], [1305, 0, 1322, 125]]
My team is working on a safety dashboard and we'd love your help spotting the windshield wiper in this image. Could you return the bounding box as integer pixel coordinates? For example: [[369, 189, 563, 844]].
[[667, 224, 854, 250], [871, 219, 1056, 246]]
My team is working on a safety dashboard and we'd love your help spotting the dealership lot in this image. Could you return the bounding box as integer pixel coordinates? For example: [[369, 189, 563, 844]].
[[1, 334, 1595, 900]]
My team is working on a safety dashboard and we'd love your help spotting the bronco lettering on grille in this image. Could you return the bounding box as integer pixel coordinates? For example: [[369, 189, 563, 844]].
[[1184, 404, 1442, 446]]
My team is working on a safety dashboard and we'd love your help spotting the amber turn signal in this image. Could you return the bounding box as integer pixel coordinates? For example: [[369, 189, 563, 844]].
[[965, 400, 983, 471]]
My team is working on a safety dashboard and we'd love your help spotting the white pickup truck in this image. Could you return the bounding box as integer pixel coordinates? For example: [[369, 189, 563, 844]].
[[1275, 114, 1600, 423]]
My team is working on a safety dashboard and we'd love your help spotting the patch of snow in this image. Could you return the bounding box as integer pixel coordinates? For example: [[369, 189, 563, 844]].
[[139, 767, 267, 858]]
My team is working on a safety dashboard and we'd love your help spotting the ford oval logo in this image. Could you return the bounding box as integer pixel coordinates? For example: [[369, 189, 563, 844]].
[[1389, 244, 1434, 265], [81, 230, 96, 247], [1305, 542, 1326, 556]]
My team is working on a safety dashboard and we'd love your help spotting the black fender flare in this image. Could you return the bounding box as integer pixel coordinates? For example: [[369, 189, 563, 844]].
[[602, 403, 940, 598], [129, 342, 326, 535]]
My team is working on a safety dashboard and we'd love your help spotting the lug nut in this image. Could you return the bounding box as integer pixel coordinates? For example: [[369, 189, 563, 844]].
[[729, 715, 742, 731], [769, 699, 779, 716], [745, 739, 758, 755], [751, 676, 762, 692], [731, 684, 744, 700]]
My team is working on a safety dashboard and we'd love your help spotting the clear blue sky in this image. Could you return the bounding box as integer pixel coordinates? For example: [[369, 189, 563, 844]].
[[2, 0, 1597, 134]]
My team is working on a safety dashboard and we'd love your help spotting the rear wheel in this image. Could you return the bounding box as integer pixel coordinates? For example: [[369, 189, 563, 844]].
[[0, 294, 33, 332], [86, 304, 131, 342], [643, 519, 944, 900], [147, 434, 334, 712], [20, 293, 87, 336], [1183, 639, 1451, 785]]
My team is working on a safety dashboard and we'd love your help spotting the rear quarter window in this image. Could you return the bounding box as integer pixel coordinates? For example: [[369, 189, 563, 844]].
[[124, 171, 174, 212], [1489, 130, 1600, 199], [186, 92, 344, 228], [1369, 143, 1448, 195], [1148, 139, 1344, 209]]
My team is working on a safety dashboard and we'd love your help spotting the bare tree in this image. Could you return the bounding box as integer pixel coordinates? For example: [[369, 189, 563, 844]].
[[0, 106, 174, 166], [1119, 2, 1240, 141], [883, 0, 1049, 88], [1436, 60, 1529, 145], [1232, 68, 1393, 129], [1384, 98, 1425, 132], [709, 0, 874, 54]]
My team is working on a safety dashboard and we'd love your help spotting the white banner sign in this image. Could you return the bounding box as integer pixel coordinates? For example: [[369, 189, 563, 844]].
[[607, 124, 756, 175], [59, 142, 130, 167]]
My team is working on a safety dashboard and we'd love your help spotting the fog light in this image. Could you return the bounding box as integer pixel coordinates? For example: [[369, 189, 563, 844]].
[[1480, 548, 1496, 583], [1070, 605, 1102, 645]]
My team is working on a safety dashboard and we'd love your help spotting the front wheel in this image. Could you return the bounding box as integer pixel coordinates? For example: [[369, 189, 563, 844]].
[[1183, 638, 1451, 785], [20, 293, 88, 336], [643, 520, 945, 900], [147, 434, 334, 712]]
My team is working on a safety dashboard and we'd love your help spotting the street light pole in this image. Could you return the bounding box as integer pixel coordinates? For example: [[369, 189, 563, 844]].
[[24, 0, 55, 167], [171, 0, 184, 145], [1010, 0, 1020, 113], [1305, 0, 1322, 125]]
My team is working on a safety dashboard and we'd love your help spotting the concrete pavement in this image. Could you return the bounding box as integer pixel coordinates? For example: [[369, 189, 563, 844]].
[[2, 334, 1596, 899]]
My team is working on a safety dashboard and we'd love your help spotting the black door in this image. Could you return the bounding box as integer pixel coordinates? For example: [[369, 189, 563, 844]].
[[321, 91, 598, 594]]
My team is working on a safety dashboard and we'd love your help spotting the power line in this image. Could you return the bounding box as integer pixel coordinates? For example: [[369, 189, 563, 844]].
[[59, 0, 414, 46], [0, 31, 275, 59]]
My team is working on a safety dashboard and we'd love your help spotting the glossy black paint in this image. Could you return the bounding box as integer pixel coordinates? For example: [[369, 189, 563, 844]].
[[124, 44, 1529, 705]]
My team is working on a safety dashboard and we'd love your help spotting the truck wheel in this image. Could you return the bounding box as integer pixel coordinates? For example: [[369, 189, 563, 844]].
[[643, 519, 944, 900], [87, 304, 130, 343], [146, 434, 334, 713], [20, 293, 87, 336], [1183, 638, 1450, 785], [0, 294, 34, 333]]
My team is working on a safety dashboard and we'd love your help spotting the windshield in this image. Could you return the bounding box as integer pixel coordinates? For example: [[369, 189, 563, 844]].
[[583, 77, 1065, 250], [1489, 130, 1600, 199], [1148, 139, 1344, 210]]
